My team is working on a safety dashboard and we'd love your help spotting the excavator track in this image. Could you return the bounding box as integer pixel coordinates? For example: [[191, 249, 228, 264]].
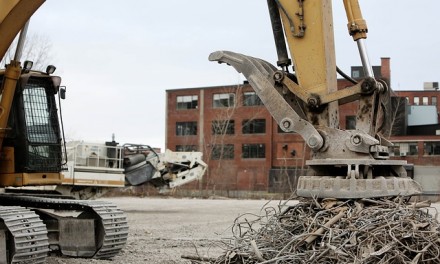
[[0, 195, 128, 260], [0, 206, 49, 264], [82, 200, 129, 259]]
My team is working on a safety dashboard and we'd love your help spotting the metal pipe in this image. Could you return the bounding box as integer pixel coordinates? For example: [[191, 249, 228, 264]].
[[356, 39, 374, 78], [267, 0, 291, 68], [13, 19, 30, 62]]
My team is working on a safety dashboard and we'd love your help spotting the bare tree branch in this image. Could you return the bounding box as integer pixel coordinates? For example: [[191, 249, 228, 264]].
[[387, 90, 406, 138], [203, 85, 266, 192], [1, 33, 53, 70]]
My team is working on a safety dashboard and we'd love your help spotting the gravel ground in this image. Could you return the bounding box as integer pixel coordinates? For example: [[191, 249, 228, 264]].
[[46, 197, 440, 264], [46, 197, 288, 264]]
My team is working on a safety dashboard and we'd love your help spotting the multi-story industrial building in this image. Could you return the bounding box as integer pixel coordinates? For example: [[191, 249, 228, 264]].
[[166, 58, 440, 197]]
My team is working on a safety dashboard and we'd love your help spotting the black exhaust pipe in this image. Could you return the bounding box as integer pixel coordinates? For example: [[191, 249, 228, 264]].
[[267, 0, 291, 69]]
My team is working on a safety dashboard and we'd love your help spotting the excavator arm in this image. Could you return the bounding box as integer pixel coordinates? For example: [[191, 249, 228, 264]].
[[210, 0, 421, 198], [0, 0, 44, 61]]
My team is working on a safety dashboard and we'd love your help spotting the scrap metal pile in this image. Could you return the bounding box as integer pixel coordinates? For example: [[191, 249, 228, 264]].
[[185, 198, 440, 264]]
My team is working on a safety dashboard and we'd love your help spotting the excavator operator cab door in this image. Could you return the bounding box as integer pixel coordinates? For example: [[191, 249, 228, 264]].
[[0, 71, 64, 186]]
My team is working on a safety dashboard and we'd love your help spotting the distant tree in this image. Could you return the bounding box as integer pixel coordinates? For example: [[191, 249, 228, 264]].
[[277, 145, 298, 194], [202, 85, 266, 193], [386, 91, 407, 137], [201, 85, 241, 193], [1, 33, 53, 71]]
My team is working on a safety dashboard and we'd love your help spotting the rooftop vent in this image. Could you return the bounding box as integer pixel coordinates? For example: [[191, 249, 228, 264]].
[[423, 82, 439, 91]]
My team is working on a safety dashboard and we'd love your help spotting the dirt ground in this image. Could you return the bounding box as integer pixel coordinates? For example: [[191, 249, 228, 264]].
[[46, 197, 289, 264], [46, 197, 440, 264]]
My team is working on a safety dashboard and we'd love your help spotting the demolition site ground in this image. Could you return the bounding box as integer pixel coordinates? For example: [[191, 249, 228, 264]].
[[46, 197, 440, 264]]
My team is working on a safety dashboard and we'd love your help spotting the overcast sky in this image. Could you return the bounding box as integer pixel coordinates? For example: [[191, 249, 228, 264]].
[[25, 0, 440, 149]]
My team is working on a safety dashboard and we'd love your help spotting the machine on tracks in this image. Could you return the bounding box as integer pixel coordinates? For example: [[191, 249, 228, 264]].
[[0, 1, 207, 263], [56, 139, 206, 200], [0, 64, 135, 262]]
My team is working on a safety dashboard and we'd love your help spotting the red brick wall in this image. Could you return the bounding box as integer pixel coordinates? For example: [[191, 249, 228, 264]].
[[166, 58, 440, 193], [167, 85, 273, 191], [380, 57, 391, 84]]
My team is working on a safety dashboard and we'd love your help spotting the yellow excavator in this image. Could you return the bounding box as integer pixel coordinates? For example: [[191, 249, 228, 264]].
[[0, 1, 129, 263], [0, 1, 206, 263], [210, 0, 421, 198]]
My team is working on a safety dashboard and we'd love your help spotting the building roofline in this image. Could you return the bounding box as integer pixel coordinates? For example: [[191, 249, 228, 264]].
[[167, 86, 439, 94], [166, 83, 250, 92]]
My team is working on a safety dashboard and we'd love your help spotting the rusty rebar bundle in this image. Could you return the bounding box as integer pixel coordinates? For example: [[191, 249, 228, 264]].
[[187, 198, 440, 264]]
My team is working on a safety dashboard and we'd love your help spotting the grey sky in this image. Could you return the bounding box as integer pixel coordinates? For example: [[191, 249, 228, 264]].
[[26, 0, 440, 149]]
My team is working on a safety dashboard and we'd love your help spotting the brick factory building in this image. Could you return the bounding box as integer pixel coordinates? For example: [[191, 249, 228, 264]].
[[166, 58, 440, 198]]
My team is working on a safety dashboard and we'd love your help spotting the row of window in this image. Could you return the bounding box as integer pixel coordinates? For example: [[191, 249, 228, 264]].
[[176, 119, 267, 136], [176, 92, 263, 110], [176, 144, 265, 159], [409, 96, 437, 106], [177, 141, 440, 159], [177, 141, 440, 162], [391, 142, 440, 156], [178, 93, 439, 110]]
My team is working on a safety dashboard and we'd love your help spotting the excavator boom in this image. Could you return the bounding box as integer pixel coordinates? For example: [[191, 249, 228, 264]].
[[210, 0, 421, 198], [0, 0, 44, 61]]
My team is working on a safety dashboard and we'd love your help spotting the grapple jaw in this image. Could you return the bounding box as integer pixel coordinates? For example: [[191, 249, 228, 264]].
[[297, 159, 422, 199], [297, 176, 422, 199], [209, 50, 324, 151], [209, 50, 423, 199]]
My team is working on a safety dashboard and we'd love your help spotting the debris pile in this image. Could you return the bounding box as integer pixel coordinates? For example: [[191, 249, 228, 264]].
[[186, 198, 440, 264]]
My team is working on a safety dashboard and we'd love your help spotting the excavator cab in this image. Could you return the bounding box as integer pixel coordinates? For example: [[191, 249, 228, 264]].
[[0, 68, 64, 186]]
